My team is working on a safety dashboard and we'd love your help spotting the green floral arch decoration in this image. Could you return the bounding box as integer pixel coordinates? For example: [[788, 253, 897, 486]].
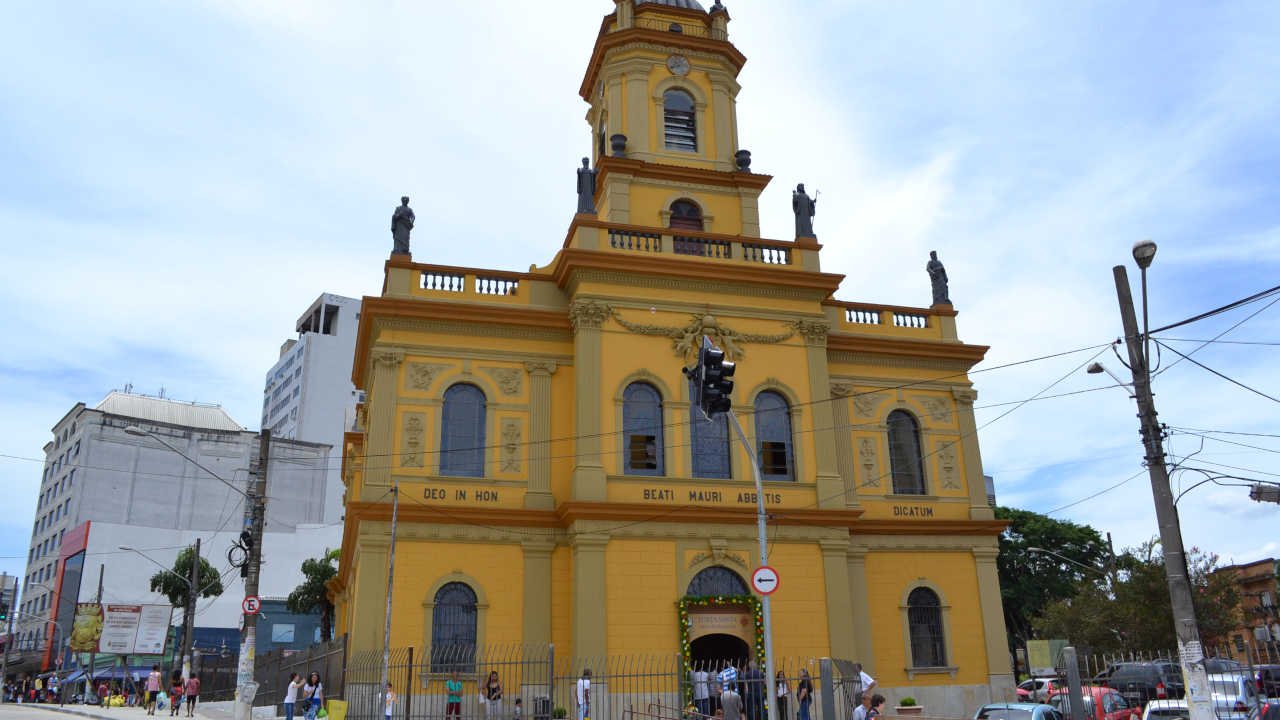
[[677, 594, 767, 703]]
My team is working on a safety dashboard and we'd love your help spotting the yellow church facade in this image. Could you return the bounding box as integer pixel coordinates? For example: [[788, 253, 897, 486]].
[[333, 0, 1013, 713]]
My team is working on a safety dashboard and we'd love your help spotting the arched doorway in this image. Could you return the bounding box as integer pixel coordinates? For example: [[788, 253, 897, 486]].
[[690, 633, 750, 672]]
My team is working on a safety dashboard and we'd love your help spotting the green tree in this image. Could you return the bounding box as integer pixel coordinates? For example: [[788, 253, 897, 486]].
[[287, 549, 339, 642], [995, 507, 1110, 652], [149, 546, 225, 608]]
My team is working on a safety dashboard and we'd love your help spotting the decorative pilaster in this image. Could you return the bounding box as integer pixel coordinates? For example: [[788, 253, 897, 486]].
[[793, 320, 843, 507], [830, 383, 858, 508], [570, 301, 612, 501], [522, 539, 556, 646], [973, 546, 1016, 699], [953, 388, 994, 519], [524, 361, 559, 509], [820, 538, 857, 658], [625, 70, 650, 155], [351, 537, 389, 654], [846, 543, 875, 670], [365, 348, 403, 493], [572, 533, 610, 659]]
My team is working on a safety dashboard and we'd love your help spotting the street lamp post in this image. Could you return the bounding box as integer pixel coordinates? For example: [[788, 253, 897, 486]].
[[1109, 241, 1214, 720], [119, 541, 201, 683], [123, 424, 269, 720]]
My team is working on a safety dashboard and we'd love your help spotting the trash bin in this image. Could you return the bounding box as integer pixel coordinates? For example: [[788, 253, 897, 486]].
[[327, 699, 349, 720], [534, 695, 551, 720]]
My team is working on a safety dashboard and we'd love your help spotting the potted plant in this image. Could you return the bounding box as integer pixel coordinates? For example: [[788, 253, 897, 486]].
[[895, 697, 924, 716], [553, 708, 568, 720]]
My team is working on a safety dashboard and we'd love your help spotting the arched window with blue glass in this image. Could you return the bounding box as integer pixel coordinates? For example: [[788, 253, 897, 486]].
[[440, 383, 486, 477], [687, 566, 749, 597], [690, 377, 731, 479], [623, 382, 664, 476], [430, 582, 477, 672], [887, 409, 926, 495], [754, 391, 794, 481]]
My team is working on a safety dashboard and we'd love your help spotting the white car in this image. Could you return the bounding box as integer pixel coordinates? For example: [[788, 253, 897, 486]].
[[1141, 699, 1188, 720], [1208, 673, 1262, 720]]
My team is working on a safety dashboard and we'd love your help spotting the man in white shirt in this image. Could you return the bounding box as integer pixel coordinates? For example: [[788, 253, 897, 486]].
[[692, 668, 711, 717], [852, 691, 872, 720], [855, 664, 876, 700], [576, 669, 592, 720]]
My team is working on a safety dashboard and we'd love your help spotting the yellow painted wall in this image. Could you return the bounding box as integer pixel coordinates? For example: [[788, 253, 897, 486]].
[[395, 541, 525, 650], [551, 546, 574, 652], [765, 543, 832, 660], [606, 539, 679, 655]]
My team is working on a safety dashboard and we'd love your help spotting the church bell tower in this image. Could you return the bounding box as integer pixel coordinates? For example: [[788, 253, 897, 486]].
[[580, 0, 770, 237]]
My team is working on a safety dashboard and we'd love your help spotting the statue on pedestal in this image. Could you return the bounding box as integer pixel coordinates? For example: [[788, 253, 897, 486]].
[[927, 250, 951, 305], [792, 183, 816, 238], [391, 196, 415, 255], [576, 158, 597, 214]]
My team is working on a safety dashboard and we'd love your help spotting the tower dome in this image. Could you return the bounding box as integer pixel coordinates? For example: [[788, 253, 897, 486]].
[[635, 0, 706, 11]]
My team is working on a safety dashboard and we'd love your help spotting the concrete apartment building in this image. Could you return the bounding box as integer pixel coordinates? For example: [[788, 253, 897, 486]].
[[261, 293, 362, 525], [15, 391, 334, 671]]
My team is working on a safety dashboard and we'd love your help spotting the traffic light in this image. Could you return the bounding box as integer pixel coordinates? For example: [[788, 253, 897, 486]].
[[0, 602, 9, 622], [685, 336, 735, 418]]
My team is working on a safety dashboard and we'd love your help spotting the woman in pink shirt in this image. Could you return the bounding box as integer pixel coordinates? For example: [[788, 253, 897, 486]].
[[145, 665, 162, 716]]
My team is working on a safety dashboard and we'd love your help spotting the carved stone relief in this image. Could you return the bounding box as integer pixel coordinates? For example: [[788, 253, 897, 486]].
[[919, 397, 953, 423], [501, 419, 522, 472], [406, 363, 450, 391], [483, 367, 523, 396], [611, 310, 795, 362], [938, 442, 960, 489], [858, 437, 879, 488], [401, 414, 425, 468], [568, 299, 613, 332], [853, 392, 881, 418], [790, 319, 830, 346]]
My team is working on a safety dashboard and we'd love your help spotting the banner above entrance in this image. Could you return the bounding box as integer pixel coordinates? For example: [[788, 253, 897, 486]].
[[688, 610, 753, 644]]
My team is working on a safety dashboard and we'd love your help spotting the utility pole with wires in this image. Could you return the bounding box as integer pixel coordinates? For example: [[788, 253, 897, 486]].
[[234, 430, 270, 720], [1111, 243, 1214, 720], [381, 482, 399, 712]]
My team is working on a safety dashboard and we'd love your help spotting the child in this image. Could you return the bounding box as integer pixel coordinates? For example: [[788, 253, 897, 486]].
[[445, 671, 463, 720], [384, 682, 396, 720], [170, 675, 184, 716], [514, 698, 523, 720]]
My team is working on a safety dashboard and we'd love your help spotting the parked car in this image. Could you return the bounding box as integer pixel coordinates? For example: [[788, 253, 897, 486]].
[[1256, 666, 1280, 697], [1049, 685, 1140, 720], [1021, 679, 1063, 702], [1260, 701, 1279, 720], [1209, 672, 1262, 720], [975, 702, 1065, 720], [1206, 659, 1247, 675], [1141, 700, 1189, 720], [1103, 662, 1186, 707]]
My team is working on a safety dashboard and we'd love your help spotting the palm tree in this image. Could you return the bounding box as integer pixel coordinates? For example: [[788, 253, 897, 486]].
[[286, 549, 340, 642]]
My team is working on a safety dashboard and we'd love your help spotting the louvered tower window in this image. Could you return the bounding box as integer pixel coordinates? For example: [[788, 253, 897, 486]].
[[664, 89, 697, 151], [755, 391, 794, 480]]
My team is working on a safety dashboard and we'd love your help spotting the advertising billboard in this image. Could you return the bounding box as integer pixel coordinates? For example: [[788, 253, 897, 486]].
[[72, 603, 175, 655]]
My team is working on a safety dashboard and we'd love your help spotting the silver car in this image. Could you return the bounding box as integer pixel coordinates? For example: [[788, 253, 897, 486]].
[[1209, 673, 1262, 720]]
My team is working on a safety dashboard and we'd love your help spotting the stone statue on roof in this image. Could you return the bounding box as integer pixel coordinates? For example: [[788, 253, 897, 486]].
[[391, 196, 414, 255], [927, 250, 951, 305], [792, 183, 816, 239], [576, 158, 597, 215]]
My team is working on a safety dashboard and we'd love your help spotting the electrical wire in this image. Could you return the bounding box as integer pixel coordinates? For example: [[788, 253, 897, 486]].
[[1153, 295, 1280, 380], [1168, 426, 1280, 440], [1042, 469, 1148, 515], [1149, 284, 1280, 335], [1168, 430, 1280, 457], [1156, 338, 1280, 347], [1153, 339, 1280, 403]]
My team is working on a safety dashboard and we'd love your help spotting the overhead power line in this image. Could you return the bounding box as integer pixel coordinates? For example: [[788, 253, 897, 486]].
[[1150, 284, 1280, 334], [1154, 340, 1280, 404]]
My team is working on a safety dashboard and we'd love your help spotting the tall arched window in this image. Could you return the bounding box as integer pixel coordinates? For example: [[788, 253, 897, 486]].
[[690, 378, 731, 479], [755, 391, 794, 480], [430, 582, 477, 671], [663, 89, 697, 151], [687, 566, 749, 597], [669, 199, 704, 231], [907, 587, 946, 667], [440, 384, 486, 477], [887, 410, 926, 495], [623, 382, 664, 476]]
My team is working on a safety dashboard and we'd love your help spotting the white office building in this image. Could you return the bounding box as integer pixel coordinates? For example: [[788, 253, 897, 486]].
[[16, 391, 334, 665], [261, 293, 361, 525]]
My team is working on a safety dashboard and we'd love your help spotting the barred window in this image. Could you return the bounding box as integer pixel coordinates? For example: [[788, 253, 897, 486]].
[[431, 582, 477, 672], [669, 199, 704, 231], [907, 587, 946, 667], [887, 410, 926, 495], [687, 566, 749, 597], [690, 378, 731, 479], [623, 382, 664, 476], [440, 384, 486, 477], [664, 89, 697, 151], [755, 391, 793, 481]]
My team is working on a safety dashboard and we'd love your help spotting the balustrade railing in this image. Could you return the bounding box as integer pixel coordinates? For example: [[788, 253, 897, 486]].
[[610, 229, 662, 253], [633, 16, 712, 38], [846, 307, 882, 325], [893, 311, 929, 328], [673, 235, 733, 259], [421, 270, 465, 292], [475, 275, 519, 296], [741, 242, 790, 265]]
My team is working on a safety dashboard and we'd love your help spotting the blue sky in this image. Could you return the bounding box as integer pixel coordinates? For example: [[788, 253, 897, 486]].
[[1, 1, 1278, 585]]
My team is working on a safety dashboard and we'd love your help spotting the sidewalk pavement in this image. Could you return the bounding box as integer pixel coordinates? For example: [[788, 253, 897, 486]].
[[21, 701, 280, 720]]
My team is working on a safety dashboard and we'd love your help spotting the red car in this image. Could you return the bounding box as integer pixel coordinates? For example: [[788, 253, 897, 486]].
[[1049, 686, 1140, 720]]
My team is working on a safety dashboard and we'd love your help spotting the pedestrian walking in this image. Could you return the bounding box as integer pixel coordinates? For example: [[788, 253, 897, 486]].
[[97, 680, 110, 708], [444, 671, 463, 720], [852, 691, 871, 720], [575, 669, 591, 720], [867, 695, 885, 720], [775, 671, 790, 720], [743, 662, 764, 720], [283, 673, 302, 720], [483, 671, 503, 720], [853, 664, 877, 702], [719, 683, 743, 720], [169, 674, 184, 717], [302, 672, 324, 720], [145, 665, 163, 716], [384, 682, 396, 720], [719, 661, 738, 695], [184, 674, 200, 718], [795, 669, 813, 720], [692, 665, 712, 718]]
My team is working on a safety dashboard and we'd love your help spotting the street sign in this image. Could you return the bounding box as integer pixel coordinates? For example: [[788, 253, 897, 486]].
[[751, 566, 780, 595], [242, 595, 261, 615]]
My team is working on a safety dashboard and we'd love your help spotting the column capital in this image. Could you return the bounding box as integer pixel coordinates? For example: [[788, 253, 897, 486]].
[[522, 538, 558, 555], [524, 360, 559, 376], [818, 537, 850, 555], [571, 532, 610, 549], [971, 546, 1000, 562], [952, 387, 978, 404], [569, 299, 612, 333], [372, 348, 405, 369], [847, 542, 870, 560], [790, 319, 830, 347], [830, 381, 856, 398]]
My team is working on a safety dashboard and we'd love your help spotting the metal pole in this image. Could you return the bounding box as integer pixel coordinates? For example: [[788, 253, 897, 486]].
[[381, 482, 399, 705], [1112, 265, 1214, 720], [728, 411, 777, 720], [236, 431, 270, 720], [1062, 647, 1086, 720], [183, 539, 200, 683], [86, 565, 103, 704]]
